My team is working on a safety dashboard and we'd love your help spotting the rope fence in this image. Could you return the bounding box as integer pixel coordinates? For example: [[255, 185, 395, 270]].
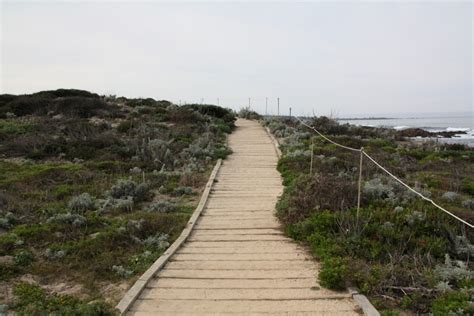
[[294, 116, 474, 229]]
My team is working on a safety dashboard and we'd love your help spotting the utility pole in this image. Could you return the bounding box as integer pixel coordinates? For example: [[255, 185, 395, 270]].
[[265, 97, 268, 116], [289, 107, 292, 117], [277, 98, 280, 116], [217, 98, 219, 106], [248, 97, 251, 109]]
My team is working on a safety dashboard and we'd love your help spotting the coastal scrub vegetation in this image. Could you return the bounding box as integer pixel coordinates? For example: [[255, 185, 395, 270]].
[[238, 107, 262, 120], [264, 117, 473, 315], [0, 89, 235, 313]]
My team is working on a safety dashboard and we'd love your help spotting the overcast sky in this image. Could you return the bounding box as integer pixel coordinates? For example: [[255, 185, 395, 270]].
[[1, 1, 472, 116]]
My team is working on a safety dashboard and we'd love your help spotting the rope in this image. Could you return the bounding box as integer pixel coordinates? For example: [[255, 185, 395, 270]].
[[362, 152, 473, 228], [294, 116, 474, 229]]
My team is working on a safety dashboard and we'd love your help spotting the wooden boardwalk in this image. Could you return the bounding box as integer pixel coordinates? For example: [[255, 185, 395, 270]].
[[127, 119, 360, 315]]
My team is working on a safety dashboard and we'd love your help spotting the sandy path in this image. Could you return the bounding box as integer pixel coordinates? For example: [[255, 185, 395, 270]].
[[127, 119, 360, 315]]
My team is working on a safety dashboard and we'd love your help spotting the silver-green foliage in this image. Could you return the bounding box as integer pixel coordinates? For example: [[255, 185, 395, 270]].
[[462, 199, 474, 210], [95, 196, 134, 212], [0, 212, 16, 229], [172, 187, 194, 196], [142, 233, 170, 250], [68, 193, 94, 213], [44, 248, 66, 261], [406, 211, 425, 226], [453, 235, 474, 257], [286, 149, 311, 158], [47, 213, 86, 227], [109, 179, 150, 202], [435, 254, 473, 286], [145, 201, 177, 213], [363, 178, 395, 200], [442, 191, 459, 202], [112, 265, 133, 278]]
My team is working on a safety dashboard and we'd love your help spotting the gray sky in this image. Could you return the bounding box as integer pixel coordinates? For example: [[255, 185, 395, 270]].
[[1, 1, 472, 116]]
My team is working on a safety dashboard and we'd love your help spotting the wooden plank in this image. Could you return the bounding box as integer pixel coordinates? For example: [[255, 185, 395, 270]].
[[140, 288, 351, 300], [129, 298, 359, 313], [147, 277, 318, 289]]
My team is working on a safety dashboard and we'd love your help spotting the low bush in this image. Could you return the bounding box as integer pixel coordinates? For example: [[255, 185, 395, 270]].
[[441, 191, 459, 202], [171, 186, 194, 196], [142, 233, 170, 250], [184, 104, 236, 125], [109, 179, 151, 202], [276, 173, 357, 225], [462, 199, 474, 209], [319, 257, 349, 290], [13, 283, 117, 315], [461, 179, 474, 195], [0, 120, 35, 136], [431, 291, 473, 315], [47, 213, 87, 227], [145, 201, 177, 213], [13, 250, 34, 266], [308, 116, 349, 135], [68, 193, 94, 213], [238, 107, 261, 120]]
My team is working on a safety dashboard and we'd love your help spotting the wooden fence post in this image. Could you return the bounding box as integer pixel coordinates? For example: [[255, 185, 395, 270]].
[[357, 147, 364, 228], [309, 137, 314, 176]]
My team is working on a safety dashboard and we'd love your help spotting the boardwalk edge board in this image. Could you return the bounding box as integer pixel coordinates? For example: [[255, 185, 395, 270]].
[[264, 122, 380, 316], [264, 126, 282, 158], [348, 288, 380, 316], [116, 159, 223, 315]]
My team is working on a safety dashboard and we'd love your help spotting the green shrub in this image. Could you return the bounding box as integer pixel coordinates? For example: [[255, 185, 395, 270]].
[[47, 213, 87, 227], [112, 180, 136, 198], [184, 104, 236, 125], [13, 250, 34, 266], [431, 291, 473, 315], [109, 179, 151, 202], [287, 211, 336, 241], [276, 174, 356, 225], [68, 193, 94, 213], [145, 201, 177, 213], [117, 121, 133, 133], [238, 107, 261, 120], [171, 187, 194, 196], [128, 250, 161, 273], [111, 265, 133, 278], [213, 147, 232, 159], [13, 283, 117, 315], [319, 257, 348, 290], [142, 233, 170, 250], [52, 184, 74, 199], [461, 179, 474, 196], [0, 120, 35, 135], [309, 116, 349, 135], [32, 89, 100, 99], [0, 212, 17, 229]]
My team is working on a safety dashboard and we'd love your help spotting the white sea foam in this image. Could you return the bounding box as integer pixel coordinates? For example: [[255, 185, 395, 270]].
[[446, 127, 470, 132], [452, 130, 474, 139], [393, 125, 410, 130]]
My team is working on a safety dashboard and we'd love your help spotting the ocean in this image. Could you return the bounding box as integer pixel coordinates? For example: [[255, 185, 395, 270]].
[[337, 112, 474, 147]]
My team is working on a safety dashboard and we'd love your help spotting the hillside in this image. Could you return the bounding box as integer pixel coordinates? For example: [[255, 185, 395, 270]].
[[0, 89, 235, 314], [264, 117, 474, 315]]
